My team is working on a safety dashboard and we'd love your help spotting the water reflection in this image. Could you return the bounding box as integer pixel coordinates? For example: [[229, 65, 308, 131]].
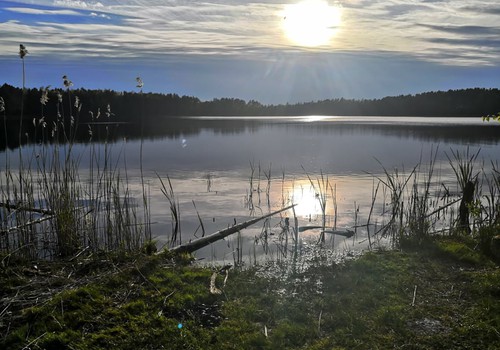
[[1, 116, 499, 152], [1, 117, 499, 262]]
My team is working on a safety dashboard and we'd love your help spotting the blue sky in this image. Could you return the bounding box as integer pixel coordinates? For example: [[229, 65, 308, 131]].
[[1, 0, 500, 104]]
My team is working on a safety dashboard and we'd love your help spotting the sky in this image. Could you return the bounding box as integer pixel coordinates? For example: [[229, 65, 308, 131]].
[[1, 0, 500, 104]]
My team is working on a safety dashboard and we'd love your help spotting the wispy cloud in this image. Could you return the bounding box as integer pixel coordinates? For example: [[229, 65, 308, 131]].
[[2, 0, 500, 67], [90, 12, 110, 19], [5, 7, 82, 15], [53, 0, 105, 10]]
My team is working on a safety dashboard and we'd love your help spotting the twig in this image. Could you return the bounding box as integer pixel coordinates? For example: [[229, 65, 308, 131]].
[[318, 309, 323, 335], [163, 290, 176, 305], [69, 246, 90, 262], [425, 198, 461, 218], [22, 332, 47, 350], [0, 215, 56, 236], [0, 303, 10, 318], [412, 285, 418, 306], [135, 264, 161, 294]]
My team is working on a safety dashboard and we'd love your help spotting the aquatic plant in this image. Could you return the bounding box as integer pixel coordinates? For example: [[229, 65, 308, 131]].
[[157, 174, 181, 246], [0, 47, 149, 259]]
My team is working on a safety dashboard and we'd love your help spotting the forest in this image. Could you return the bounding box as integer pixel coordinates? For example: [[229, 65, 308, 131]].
[[2, 83, 500, 123]]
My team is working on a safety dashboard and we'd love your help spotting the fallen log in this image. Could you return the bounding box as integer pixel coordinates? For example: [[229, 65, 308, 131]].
[[323, 230, 355, 238], [299, 225, 355, 238], [299, 225, 324, 232], [0, 215, 55, 236], [167, 204, 296, 254], [0, 202, 55, 215]]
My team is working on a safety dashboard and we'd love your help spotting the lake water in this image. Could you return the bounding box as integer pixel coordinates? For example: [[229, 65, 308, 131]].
[[2, 116, 500, 264]]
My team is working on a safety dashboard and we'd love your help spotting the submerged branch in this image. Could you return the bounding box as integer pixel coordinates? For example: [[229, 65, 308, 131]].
[[0, 202, 55, 215], [166, 204, 296, 254], [0, 214, 55, 236]]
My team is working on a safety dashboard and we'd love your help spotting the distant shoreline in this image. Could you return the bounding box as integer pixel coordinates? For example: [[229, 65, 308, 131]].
[[2, 84, 500, 120]]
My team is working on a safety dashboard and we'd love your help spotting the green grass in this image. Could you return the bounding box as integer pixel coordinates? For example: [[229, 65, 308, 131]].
[[2, 237, 500, 349]]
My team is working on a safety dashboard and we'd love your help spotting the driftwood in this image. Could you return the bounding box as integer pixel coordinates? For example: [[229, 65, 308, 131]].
[[0, 215, 55, 236], [0, 208, 93, 236], [0, 202, 55, 215], [299, 225, 355, 238], [167, 204, 296, 254], [323, 230, 355, 238]]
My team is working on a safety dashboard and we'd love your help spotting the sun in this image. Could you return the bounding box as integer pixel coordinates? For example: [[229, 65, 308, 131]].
[[282, 0, 342, 47]]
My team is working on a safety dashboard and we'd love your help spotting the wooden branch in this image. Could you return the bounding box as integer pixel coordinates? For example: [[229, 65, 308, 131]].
[[0, 215, 55, 236], [0, 208, 93, 236], [323, 230, 355, 238], [298, 225, 324, 232], [425, 198, 461, 218], [299, 225, 354, 238], [167, 204, 296, 254], [0, 202, 55, 216]]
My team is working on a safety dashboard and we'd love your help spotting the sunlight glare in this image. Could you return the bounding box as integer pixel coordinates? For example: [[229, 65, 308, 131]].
[[282, 0, 342, 47], [292, 182, 322, 218]]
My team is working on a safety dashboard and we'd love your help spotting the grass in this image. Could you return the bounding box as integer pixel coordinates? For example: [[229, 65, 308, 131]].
[[1, 73, 150, 260], [2, 235, 499, 349]]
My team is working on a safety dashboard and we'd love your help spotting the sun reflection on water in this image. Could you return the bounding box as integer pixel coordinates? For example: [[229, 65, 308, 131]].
[[289, 180, 324, 218]]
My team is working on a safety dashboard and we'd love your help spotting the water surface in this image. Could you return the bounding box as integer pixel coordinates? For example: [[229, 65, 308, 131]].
[[2, 116, 499, 263]]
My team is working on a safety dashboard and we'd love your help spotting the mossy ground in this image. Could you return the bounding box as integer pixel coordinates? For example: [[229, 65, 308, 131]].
[[1, 236, 499, 349]]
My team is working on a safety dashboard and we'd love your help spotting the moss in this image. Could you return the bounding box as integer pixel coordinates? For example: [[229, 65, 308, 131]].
[[434, 237, 494, 266], [3, 237, 500, 349]]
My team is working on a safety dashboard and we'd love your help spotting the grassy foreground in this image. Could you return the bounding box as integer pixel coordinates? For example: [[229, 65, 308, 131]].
[[1, 237, 500, 350]]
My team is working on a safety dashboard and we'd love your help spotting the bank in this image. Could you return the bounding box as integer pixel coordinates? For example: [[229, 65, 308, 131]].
[[1, 235, 499, 349]]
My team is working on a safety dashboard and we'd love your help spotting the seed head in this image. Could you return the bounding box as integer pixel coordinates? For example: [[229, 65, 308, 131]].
[[39, 117, 47, 128], [0, 97, 5, 112], [62, 75, 73, 89], [19, 44, 28, 59], [105, 104, 113, 118], [40, 86, 50, 105], [136, 77, 144, 89]]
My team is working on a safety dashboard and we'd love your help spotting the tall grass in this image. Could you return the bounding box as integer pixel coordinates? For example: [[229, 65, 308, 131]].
[[0, 73, 150, 260], [158, 174, 181, 246], [370, 147, 500, 249], [302, 167, 331, 244]]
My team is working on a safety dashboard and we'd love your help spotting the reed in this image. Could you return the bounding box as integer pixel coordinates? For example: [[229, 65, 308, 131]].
[[302, 167, 330, 244], [482, 162, 500, 227], [0, 64, 148, 259], [157, 174, 183, 247]]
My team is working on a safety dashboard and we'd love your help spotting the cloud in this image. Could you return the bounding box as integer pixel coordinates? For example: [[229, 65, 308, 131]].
[[90, 12, 110, 19], [461, 5, 500, 16], [5, 7, 82, 15], [2, 0, 500, 67], [53, 0, 104, 9], [419, 24, 500, 36]]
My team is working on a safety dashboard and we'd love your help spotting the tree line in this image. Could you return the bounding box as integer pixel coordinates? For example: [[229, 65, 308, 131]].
[[1, 83, 500, 123]]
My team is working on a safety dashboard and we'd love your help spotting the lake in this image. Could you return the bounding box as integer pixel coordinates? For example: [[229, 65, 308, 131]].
[[2, 116, 500, 264]]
